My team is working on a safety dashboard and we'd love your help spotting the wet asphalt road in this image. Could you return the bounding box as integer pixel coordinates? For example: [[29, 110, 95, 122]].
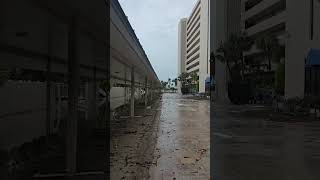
[[211, 104, 320, 180], [111, 93, 320, 180], [148, 93, 210, 180]]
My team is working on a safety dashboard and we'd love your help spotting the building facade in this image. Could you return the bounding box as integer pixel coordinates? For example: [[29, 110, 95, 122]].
[[177, 18, 187, 93], [210, 0, 242, 102], [178, 0, 210, 93], [241, 0, 320, 98], [212, 0, 320, 101]]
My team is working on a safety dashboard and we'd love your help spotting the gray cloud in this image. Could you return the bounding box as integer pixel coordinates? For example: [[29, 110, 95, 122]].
[[118, 0, 196, 81]]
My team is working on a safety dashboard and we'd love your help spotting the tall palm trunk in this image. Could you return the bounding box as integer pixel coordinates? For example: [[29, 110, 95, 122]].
[[226, 60, 232, 82], [240, 54, 245, 80], [267, 53, 271, 71]]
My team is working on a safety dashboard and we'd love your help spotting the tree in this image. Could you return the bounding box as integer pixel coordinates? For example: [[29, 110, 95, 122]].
[[275, 63, 285, 95], [172, 78, 177, 87], [215, 32, 253, 82], [167, 78, 171, 88], [189, 71, 198, 91], [255, 35, 282, 71], [178, 72, 189, 87], [160, 80, 168, 90], [0, 66, 9, 86]]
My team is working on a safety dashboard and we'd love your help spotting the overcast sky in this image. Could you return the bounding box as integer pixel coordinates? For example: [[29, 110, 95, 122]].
[[118, 0, 196, 81]]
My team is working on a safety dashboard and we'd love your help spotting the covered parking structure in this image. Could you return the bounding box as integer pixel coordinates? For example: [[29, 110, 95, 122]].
[[110, 0, 161, 118], [1, 0, 108, 178], [0, 0, 160, 178]]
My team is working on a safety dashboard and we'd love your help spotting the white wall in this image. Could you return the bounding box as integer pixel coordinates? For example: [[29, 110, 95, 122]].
[[0, 81, 52, 149], [285, 0, 320, 98], [178, 18, 187, 93], [199, 0, 210, 93]]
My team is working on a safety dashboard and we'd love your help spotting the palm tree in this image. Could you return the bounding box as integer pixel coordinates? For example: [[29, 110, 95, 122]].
[[172, 78, 177, 87], [0, 66, 9, 86], [189, 71, 198, 91], [160, 80, 168, 90], [215, 32, 253, 81], [255, 35, 281, 71], [178, 72, 189, 86]]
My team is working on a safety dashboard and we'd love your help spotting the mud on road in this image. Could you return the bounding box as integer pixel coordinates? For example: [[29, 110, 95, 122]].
[[110, 98, 162, 180]]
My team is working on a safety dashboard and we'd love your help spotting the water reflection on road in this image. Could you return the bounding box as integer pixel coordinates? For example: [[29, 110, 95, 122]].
[[149, 93, 210, 179]]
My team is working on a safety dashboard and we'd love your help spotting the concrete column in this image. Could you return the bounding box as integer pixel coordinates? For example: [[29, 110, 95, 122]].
[[56, 84, 61, 130], [46, 19, 53, 137], [46, 59, 52, 137], [66, 17, 80, 174], [130, 67, 135, 118], [88, 67, 97, 123], [150, 81, 153, 102], [285, 0, 310, 98], [124, 67, 127, 104], [144, 77, 148, 108]]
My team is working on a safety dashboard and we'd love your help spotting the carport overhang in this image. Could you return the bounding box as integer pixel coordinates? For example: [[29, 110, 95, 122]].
[[1, 0, 109, 177], [110, 0, 160, 85]]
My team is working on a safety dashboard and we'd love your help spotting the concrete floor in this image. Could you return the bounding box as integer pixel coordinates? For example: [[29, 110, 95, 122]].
[[148, 93, 210, 180]]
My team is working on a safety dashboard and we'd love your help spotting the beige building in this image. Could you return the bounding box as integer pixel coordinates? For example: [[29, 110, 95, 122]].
[[178, 18, 188, 93], [178, 0, 210, 93], [212, 0, 320, 101], [241, 0, 320, 98], [210, 0, 242, 102]]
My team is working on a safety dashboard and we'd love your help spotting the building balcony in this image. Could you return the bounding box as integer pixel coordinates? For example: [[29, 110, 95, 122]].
[[243, 44, 262, 57], [242, 0, 283, 20], [245, 11, 286, 37], [186, 60, 200, 72]]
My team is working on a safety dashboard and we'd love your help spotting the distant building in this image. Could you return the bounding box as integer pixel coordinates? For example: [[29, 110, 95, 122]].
[[177, 18, 187, 93], [178, 0, 210, 93]]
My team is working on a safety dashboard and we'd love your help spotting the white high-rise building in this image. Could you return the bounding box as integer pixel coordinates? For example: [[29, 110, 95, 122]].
[[177, 18, 187, 93], [178, 0, 210, 93]]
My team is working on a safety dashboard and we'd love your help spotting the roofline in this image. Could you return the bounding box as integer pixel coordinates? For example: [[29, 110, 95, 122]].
[[111, 0, 159, 82]]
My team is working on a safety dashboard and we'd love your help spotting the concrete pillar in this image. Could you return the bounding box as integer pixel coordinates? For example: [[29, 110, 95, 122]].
[[88, 67, 97, 123], [46, 59, 52, 137], [150, 81, 153, 102], [46, 19, 53, 137], [124, 67, 127, 104], [56, 84, 61, 130], [144, 76, 148, 108], [66, 17, 80, 174], [285, 0, 310, 98], [130, 67, 135, 118]]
